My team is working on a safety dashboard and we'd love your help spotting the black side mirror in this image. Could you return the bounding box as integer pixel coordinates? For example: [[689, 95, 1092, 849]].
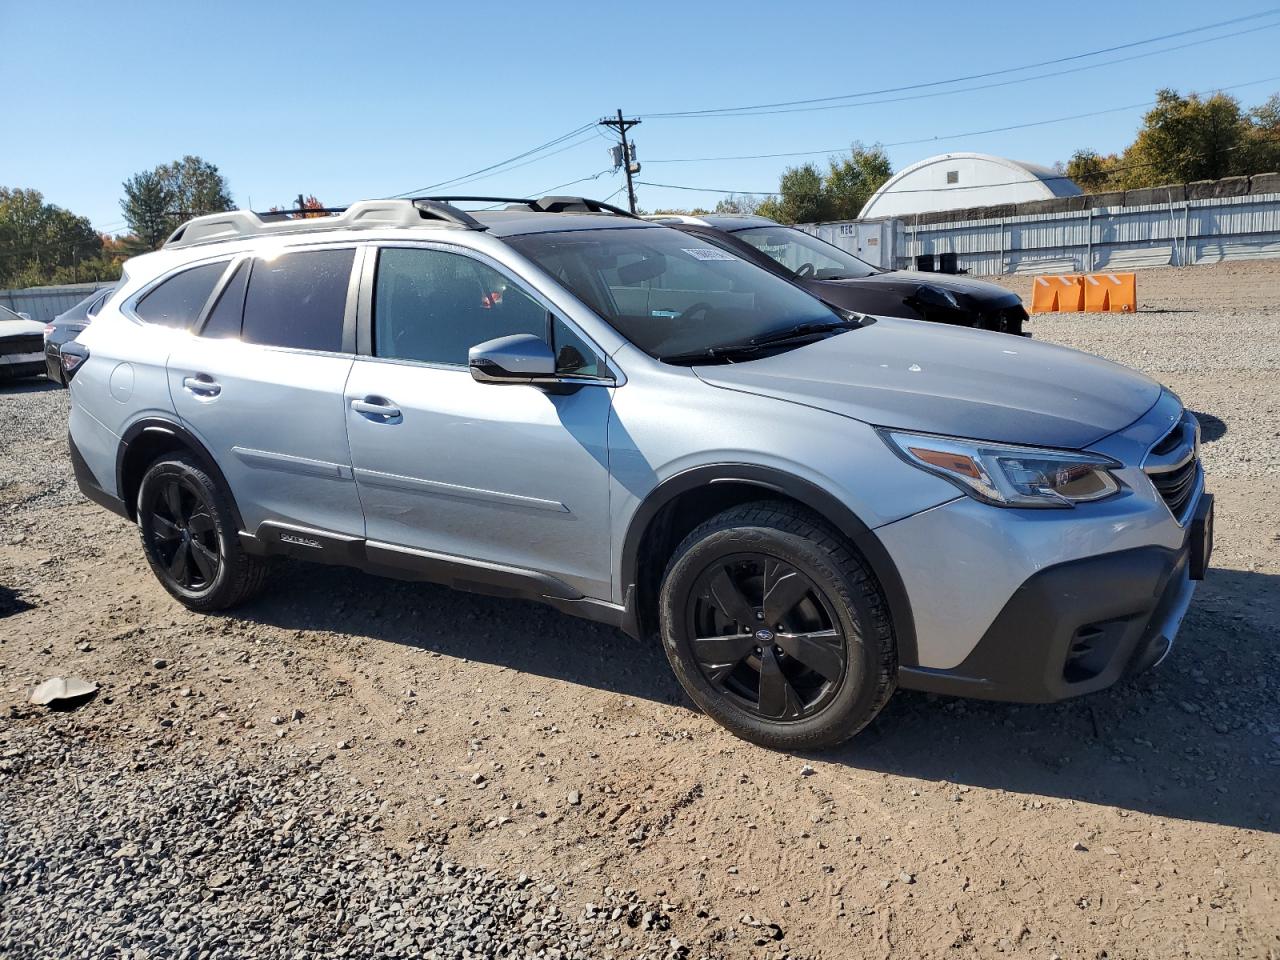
[[469, 334, 557, 384]]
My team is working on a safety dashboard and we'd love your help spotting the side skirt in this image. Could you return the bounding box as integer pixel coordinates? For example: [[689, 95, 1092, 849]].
[[239, 521, 637, 637]]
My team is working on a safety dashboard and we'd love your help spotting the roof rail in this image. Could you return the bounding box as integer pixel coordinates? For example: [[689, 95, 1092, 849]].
[[162, 198, 488, 250], [417, 195, 539, 210], [533, 196, 639, 218], [255, 206, 351, 221]]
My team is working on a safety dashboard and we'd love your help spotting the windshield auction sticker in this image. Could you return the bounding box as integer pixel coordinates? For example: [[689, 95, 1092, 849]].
[[681, 248, 738, 261]]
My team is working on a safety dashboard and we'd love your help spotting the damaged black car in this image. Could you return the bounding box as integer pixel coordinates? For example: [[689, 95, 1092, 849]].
[[650, 214, 1027, 335]]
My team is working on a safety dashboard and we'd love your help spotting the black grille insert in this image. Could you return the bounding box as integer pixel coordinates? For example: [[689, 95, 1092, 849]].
[[2, 335, 43, 356], [1144, 412, 1200, 521], [1150, 458, 1198, 517]]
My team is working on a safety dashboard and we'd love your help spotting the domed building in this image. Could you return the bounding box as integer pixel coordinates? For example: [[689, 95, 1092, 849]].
[[859, 152, 1082, 219]]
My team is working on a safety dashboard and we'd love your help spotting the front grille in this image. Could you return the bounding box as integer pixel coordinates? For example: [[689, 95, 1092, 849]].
[[2, 334, 43, 356], [1144, 411, 1200, 522]]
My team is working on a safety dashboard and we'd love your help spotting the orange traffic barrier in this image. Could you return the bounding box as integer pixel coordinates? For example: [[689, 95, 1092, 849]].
[[1083, 272, 1137, 312], [1030, 274, 1084, 313]]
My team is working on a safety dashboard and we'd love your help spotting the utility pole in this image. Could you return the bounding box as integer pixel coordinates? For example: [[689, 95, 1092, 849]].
[[599, 109, 641, 214], [295, 193, 306, 219]]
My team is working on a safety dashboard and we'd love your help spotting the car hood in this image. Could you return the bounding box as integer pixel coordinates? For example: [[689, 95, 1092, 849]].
[[692, 316, 1162, 449], [820, 270, 1020, 305], [0, 318, 46, 339]]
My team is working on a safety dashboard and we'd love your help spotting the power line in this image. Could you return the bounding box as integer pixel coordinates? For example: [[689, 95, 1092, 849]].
[[474, 169, 616, 209], [643, 9, 1280, 119], [636, 181, 778, 196], [387, 122, 595, 198], [636, 133, 1280, 201], [645, 74, 1280, 165], [530, 168, 615, 197]]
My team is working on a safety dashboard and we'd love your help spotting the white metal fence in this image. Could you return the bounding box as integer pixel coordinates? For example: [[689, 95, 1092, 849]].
[[802, 192, 1280, 276], [0, 282, 113, 323]]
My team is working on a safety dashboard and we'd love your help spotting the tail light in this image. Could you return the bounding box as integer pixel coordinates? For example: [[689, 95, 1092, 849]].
[[60, 341, 89, 381]]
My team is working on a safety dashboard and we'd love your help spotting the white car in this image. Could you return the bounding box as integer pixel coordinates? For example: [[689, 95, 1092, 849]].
[[0, 304, 48, 381]]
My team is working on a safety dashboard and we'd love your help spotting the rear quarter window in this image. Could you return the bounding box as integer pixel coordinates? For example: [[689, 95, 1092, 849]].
[[134, 261, 229, 328]]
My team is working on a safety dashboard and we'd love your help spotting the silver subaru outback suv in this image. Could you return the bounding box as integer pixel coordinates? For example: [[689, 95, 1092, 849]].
[[64, 195, 1213, 750]]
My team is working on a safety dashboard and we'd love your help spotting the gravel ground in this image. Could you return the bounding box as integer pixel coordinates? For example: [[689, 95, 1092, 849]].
[[0, 723, 683, 960], [2, 259, 1279, 959]]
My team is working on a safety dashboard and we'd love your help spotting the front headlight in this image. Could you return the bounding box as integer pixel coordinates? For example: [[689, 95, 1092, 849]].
[[878, 429, 1122, 508]]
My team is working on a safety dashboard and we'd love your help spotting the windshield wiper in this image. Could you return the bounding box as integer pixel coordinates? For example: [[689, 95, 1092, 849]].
[[750, 318, 860, 346], [662, 317, 861, 364]]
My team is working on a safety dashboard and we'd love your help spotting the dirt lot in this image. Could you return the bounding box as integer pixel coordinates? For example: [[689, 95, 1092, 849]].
[[2, 260, 1278, 959]]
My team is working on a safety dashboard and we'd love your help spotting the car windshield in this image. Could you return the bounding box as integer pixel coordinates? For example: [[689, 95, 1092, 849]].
[[732, 226, 879, 280], [505, 226, 843, 360]]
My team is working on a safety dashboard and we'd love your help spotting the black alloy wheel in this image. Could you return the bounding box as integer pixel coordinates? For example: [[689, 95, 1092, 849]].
[[687, 554, 849, 721], [147, 475, 221, 591], [658, 501, 897, 750], [136, 454, 269, 611]]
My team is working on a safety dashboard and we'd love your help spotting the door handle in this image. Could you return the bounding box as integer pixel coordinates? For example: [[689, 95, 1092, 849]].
[[351, 397, 401, 420], [183, 375, 221, 397]]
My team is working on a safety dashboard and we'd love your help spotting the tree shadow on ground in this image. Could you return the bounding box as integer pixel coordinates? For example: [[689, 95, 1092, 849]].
[[237, 561, 1278, 834], [0, 584, 35, 619]]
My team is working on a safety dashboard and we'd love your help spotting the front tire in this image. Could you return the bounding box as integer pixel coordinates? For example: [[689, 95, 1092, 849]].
[[136, 455, 267, 612], [658, 502, 896, 750]]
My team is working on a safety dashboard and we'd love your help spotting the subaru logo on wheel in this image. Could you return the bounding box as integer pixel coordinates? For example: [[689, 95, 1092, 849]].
[[755, 628, 775, 642]]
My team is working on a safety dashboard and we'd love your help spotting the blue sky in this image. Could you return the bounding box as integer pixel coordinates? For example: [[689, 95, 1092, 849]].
[[5, 0, 1280, 232]]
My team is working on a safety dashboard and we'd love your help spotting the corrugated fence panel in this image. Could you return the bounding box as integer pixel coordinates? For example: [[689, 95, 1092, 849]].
[[804, 192, 1280, 277], [0, 282, 113, 323]]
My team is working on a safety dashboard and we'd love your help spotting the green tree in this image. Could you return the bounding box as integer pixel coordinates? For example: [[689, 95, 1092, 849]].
[[1064, 149, 1123, 191], [759, 163, 829, 224], [756, 144, 893, 223], [1243, 93, 1280, 173], [824, 143, 892, 220], [713, 193, 761, 215], [121, 155, 234, 249], [1121, 89, 1247, 185], [121, 170, 176, 249], [0, 187, 103, 287]]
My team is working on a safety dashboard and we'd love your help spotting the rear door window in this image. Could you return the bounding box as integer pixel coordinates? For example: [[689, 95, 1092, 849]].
[[134, 261, 229, 328], [241, 248, 355, 352]]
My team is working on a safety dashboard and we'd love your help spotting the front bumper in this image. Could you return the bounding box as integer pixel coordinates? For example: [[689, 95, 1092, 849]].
[[0, 351, 48, 379], [898, 492, 1212, 702]]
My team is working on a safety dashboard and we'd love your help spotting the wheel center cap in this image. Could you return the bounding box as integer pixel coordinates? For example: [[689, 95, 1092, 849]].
[[755, 628, 775, 643]]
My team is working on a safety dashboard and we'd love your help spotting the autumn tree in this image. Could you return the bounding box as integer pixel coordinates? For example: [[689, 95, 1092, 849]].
[[269, 195, 329, 219]]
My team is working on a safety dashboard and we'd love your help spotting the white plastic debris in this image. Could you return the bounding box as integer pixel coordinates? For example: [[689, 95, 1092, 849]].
[[29, 676, 98, 707]]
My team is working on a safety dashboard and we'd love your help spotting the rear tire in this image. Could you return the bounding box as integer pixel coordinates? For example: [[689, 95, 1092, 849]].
[[658, 501, 896, 751], [136, 454, 267, 611]]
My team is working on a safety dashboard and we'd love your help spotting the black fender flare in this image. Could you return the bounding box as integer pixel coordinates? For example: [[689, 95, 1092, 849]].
[[115, 417, 247, 533], [619, 463, 919, 667]]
